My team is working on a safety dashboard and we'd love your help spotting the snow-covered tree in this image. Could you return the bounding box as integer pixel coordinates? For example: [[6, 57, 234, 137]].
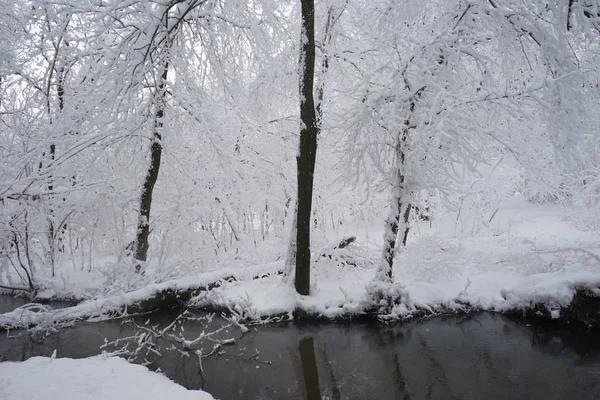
[[328, 0, 597, 286]]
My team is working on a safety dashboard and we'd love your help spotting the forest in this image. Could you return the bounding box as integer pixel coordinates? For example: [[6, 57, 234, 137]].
[[1, 0, 600, 325], [3, 1, 600, 399]]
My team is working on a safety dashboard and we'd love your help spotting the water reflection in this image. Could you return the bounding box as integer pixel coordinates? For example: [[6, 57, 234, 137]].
[[298, 337, 321, 400], [1, 311, 600, 399]]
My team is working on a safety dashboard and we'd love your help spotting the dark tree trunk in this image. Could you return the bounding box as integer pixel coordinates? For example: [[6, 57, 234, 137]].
[[134, 63, 168, 272], [295, 0, 318, 296]]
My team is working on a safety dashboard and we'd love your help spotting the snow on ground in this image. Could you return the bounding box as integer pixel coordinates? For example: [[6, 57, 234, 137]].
[[0, 262, 281, 329], [1, 197, 600, 326], [191, 198, 600, 319], [0, 356, 214, 400]]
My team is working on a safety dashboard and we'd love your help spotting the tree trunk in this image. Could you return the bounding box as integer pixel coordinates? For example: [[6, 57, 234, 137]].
[[375, 116, 413, 282], [376, 175, 411, 282], [47, 67, 63, 276], [378, 202, 399, 283], [294, 0, 318, 296], [134, 62, 168, 272], [215, 195, 240, 241], [374, 82, 425, 283]]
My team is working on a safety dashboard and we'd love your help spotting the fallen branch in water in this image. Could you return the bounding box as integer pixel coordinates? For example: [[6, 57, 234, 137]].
[[101, 309, 268, 379]]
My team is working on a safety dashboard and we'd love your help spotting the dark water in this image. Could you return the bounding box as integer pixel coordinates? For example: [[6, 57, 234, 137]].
[[0, 295, 28, 313], [1, 297, 600, 400]]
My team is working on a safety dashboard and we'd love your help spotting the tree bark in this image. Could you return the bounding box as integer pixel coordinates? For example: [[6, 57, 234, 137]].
[[375, 95, 419, 282], [375, 139, 410, 282], [295, 0, 318, 296], [134, 62, 168, 272], [47, 66, 64, 276]]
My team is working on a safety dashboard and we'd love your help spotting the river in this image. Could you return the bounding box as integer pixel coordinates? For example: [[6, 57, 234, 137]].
[[1, 297, 599, 399]]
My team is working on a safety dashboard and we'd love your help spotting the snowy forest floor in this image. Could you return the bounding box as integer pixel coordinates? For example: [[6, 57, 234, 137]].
[[2, 197, 600, 329]]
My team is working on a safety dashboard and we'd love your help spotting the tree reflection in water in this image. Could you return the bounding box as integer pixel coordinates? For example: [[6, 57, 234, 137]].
[[2, 312, 600, 399], [298, 337, 321, 400]]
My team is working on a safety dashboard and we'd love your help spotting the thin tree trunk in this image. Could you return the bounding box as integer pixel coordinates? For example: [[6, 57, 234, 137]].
[[375, 158, 410, 282], [375, 97, 418, 282], [215, 195, 240, 241], [44, 13, 70, 276], [295, 0, 318, 296], [12, 233, 35, 292], [134, 62, 168, 272], [46, 77, 60, 276]]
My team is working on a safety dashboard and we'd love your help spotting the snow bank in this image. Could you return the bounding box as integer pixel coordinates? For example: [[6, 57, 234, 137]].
[[2, 198, 600, 327], [0, 262, 282, 329], [0, 356, 213, 400], [191, 199, 600, 322], [192, 267, 600, 322], [496, 270, 600, 311]]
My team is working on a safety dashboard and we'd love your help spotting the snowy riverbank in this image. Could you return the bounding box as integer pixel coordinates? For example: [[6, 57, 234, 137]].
[[1, 199, 600, 328], [0, 356, 214, 400]]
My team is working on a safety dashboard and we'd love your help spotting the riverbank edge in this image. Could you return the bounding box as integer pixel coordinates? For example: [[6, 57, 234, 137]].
[[2, 280, 599, 331]]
